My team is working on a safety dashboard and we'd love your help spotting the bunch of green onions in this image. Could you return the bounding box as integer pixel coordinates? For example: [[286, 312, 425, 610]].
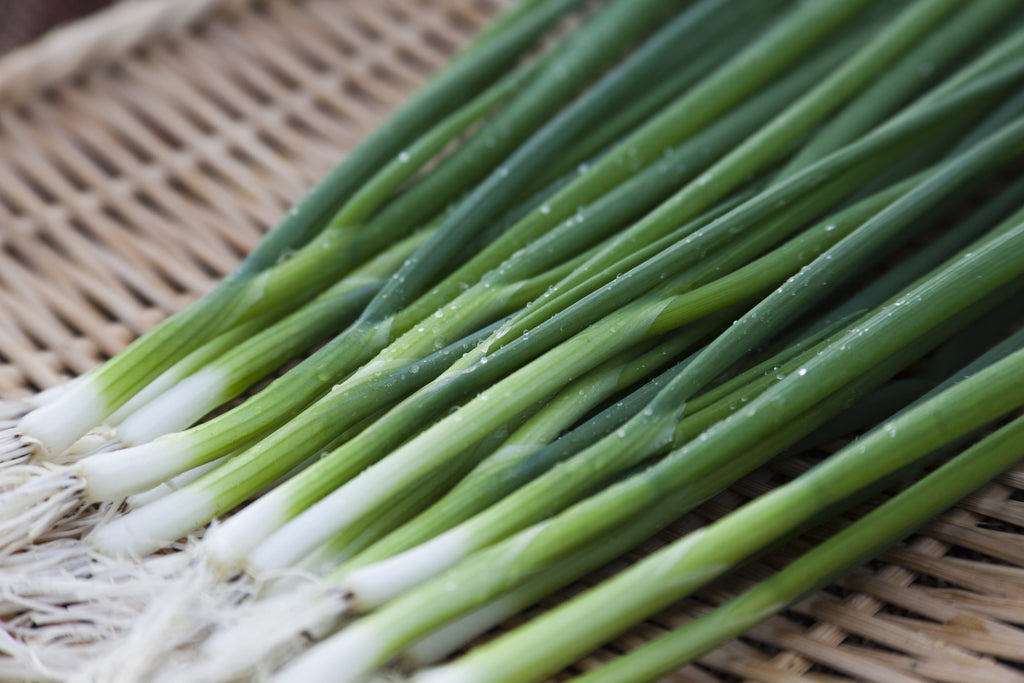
[[3, 0, 1024, 681]]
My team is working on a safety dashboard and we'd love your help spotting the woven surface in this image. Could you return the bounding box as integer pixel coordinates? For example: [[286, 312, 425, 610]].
[[1, 1, 1023, 680]]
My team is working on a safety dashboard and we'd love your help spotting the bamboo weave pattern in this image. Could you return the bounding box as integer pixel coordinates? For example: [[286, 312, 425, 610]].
[[0, 1, 1022, 680]]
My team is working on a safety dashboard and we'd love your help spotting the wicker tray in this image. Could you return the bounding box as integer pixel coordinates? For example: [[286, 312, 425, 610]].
[[1, 1, 1023, 680]]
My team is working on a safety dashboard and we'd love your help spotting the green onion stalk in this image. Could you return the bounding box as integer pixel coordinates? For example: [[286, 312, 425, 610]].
[[66, 0, 772, 500], [778, 0, 1017, 176], [0, 322, 503, 558], [491, 0, 966, 344], [1, 0, 753, 558], [327, 314, 848, 579], [135, 314, 860, 683], [195, 155, 941, 570], [84, 58, 1024, 560], [414, 341, 1024, 683], [97, 155, 904, 559], [277, 198, 1024, 683], [319, 113, 1024, 611], [394, 320, 1015, 671], [41, 97, 999, 651], [294, 323, 739, 577], [10, 0, 588, 458], [106, 227, 433, 445], [574, 414, 1024, 683], [264, 334, 703, 586], [64, 0, 878, 548]]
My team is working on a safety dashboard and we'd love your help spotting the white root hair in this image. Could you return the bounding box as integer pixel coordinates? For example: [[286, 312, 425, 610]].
[[1, 532, 206, 681], [0, 463, 88, 559], [0, 427, 31, 467], [0, 380, 352, 682], [148, 572, 352, 683], [0, 419, 131, 559]]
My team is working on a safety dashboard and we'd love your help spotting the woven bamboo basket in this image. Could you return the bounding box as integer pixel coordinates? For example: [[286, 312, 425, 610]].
[[1, 1, 1023, 681]]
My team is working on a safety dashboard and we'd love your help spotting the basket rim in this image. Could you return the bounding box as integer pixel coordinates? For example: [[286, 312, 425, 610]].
[[0, 0, 270, 105]]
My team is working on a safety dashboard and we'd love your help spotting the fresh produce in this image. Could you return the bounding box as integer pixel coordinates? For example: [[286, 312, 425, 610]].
[[3, 0, 1024, 681]]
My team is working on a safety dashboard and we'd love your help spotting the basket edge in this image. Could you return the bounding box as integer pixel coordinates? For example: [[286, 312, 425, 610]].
[[0, 0, 274, 105]]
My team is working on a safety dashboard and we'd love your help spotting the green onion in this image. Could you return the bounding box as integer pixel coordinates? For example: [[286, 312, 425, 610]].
[[318, 108, 1024, 603], [779, 0, 1017, 176], [78, 320, 502, 504], [488, 56, 1024, 352], [12, 0, 586, 456], [336, 314, 844, 575], [9, 5, 1024, 682], [90, 69, 1021, 559], [420, 342, 1024, 683], [298, 325, 729, 576], [575, 412, 1024, 683], [402, 331, 1024, 672], [74, 0, 739, 495], [214, 159, 933, 578], [283, 205, 1024, 682], [110, 227, 432, 445], [83, 0, 892, 557]]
